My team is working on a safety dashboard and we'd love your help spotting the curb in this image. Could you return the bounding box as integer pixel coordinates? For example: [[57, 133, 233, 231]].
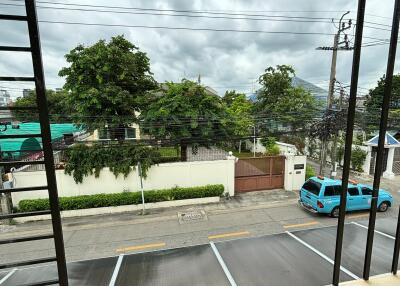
[[14, 197, 221, 223]]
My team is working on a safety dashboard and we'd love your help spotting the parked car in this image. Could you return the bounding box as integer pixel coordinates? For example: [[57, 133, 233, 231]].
[[299, 176, 393, 218]]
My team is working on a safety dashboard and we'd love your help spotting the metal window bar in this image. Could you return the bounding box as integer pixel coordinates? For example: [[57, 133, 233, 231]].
[[0, 0, 69, 285], [364, 0, 400, 280], [332, 0, 366, 285], [25, 0, 68, 284]]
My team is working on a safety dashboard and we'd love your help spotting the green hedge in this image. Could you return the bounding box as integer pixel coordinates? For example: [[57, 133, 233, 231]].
[[18, 185, 224, 212]]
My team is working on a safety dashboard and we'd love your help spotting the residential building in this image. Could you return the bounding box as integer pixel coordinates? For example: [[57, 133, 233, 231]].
[[22, 88, 32, 98], [0, 89, 11, 106], [89, 124, 140, 141]]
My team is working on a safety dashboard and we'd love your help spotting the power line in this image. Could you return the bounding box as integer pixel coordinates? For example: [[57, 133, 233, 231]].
[[32, 20, 389, 43], [0, 1, 393, 30]]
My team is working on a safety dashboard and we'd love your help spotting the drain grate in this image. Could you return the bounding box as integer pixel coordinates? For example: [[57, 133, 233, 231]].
[[178, 208, 207, 224]]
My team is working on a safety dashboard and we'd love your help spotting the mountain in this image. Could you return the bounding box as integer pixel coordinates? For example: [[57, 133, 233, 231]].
[[248, 76, 328, 104]]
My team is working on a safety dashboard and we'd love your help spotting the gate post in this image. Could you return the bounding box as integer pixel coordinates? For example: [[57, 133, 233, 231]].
[[269, 157, 273, 186]]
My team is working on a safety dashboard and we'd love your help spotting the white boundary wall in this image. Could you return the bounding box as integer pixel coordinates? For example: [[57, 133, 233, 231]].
[[11, 159, 235, 206]]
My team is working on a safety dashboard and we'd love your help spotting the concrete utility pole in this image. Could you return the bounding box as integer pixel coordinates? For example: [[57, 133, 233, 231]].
[[317, 11, 352, 176], [330, 86, 345, 177]]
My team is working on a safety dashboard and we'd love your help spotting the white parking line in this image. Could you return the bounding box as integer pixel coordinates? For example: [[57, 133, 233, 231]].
[[0, 269, 17, 285], [108, 254, 124, 286], [210, 242, 238, 286], [286, 231, 360, 280], [351, 221, 395, 240]]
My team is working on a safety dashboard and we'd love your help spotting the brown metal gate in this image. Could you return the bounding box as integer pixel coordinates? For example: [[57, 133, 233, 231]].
[[235, 156, 285, 193]]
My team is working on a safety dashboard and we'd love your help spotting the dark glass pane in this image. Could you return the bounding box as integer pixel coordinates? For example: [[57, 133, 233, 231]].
[[348, 187, 360, 196], [302, 180, 321, 196]]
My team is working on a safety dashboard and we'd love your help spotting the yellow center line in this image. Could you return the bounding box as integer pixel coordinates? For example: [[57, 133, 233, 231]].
[[116, 242, 166, 253], [283, 221, 320, 229], [208, 231, 250, 240]]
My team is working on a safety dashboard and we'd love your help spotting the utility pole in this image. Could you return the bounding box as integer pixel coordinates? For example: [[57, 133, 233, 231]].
[[330, 86, 345, 177], [317, 11, 352, 176]]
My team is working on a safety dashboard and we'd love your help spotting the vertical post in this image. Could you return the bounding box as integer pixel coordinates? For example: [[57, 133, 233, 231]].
[[253, 126, 256, 158], [332, 1, 366, 285], [25, 1, 68, 285], [392, 207, 400, 274], [330, 88, 344, 178], [138, 162, 145, 215], [327, 34, 339, 108], [363, 0, 400, 280], [269, 157, 273, 185]]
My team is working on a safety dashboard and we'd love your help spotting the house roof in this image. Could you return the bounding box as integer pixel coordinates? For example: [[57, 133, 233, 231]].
[[366, 132, 400, 146], [0, 122, 80, 153]]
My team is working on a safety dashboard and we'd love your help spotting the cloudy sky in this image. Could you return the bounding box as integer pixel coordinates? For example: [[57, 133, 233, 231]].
[[0, 0, 397, 99]]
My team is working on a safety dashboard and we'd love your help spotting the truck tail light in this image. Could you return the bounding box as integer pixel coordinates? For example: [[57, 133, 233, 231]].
[[317, 200, 324, 208]]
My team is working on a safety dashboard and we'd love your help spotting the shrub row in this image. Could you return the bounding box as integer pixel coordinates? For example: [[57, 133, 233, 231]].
[[18, 184, 224, 212]]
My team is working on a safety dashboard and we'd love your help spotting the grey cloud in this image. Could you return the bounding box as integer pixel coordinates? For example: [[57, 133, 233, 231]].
[[0, 0, 397, 98]]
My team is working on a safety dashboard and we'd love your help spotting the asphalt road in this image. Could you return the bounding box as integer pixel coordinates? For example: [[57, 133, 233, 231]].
[[0, 186, 399, 266]]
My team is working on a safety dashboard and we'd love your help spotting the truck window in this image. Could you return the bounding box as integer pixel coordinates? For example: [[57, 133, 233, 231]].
[[348, 187, 360, 196], [333, 185, 343, 195], [361, 187, 373, 195], [324, 186, 340, 196], [302, 180, 321, 196]]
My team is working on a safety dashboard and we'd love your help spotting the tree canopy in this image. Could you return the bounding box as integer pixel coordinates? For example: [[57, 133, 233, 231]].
[[223, 91, 253, 139], [364, 74, 400, 133], [59, 35, 157, 139], [140, 79, 231, 160], [12, 89, 69, 123], [255, 65, 319, 133]]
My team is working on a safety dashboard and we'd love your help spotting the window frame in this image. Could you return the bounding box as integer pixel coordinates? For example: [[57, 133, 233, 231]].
[[348, 187, 361, 196], [125, 127, 136, 140], [302, 179, 322, 196], [361, 187, 373, 196], [323, 185, 340, 197], [98, 128, 111, 140]]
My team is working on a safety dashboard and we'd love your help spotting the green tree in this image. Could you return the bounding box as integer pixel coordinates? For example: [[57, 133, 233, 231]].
[[12, 89, 69, 123], [222, 90, 242, 106], [224, 91, 253, 152], [364, 74, 400, 133], [140, 79, 231, 161], [351, 146, 367, 172], [260, 136, 280, 155], [255, 65, 319, 132], [59, 35, 157, 140]]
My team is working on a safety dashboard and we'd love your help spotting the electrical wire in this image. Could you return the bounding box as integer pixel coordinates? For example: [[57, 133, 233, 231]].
[[0, 1, 393, 31]]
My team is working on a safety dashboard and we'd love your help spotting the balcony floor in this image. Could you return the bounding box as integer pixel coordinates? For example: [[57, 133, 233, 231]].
[[341, 274, 400, 286]]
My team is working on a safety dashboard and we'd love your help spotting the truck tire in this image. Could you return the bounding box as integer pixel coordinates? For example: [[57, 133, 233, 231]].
[[378, 202, 389, 212], [330, 206, 340, 218]]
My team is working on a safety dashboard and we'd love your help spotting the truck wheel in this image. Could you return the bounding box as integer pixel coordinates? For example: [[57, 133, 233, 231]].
[[330, 207, 340, 218], [378, 202, 389, 212]]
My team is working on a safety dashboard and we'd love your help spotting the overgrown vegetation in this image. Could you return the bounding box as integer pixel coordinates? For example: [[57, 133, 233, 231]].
[[18, 185, 224, 212], [64, 143, 161, 183], [260, 137, 280, 155], [351, 146, 367, 172], [306, 165, 316, 180]]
